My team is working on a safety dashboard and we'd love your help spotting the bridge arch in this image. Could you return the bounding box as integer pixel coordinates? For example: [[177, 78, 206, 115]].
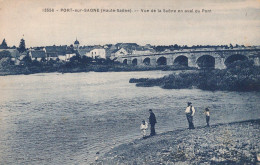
[[123, 59, 127, 65], [132, 58, 137, 66], [196, 55, 215, 69], [173, 55, 188, 66], [157, 56, 167, 65], [225, 54, 248, 66], [143, 57, 150, 65]]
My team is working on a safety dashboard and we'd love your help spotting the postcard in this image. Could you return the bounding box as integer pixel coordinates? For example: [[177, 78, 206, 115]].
[[0, 0, 259, 164]]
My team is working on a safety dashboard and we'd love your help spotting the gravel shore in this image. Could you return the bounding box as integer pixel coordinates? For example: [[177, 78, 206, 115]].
[[94, 119, 259, 165]]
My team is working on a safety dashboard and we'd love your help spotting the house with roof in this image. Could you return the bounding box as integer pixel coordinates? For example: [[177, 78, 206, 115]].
[[109, 43, 140, 59], [65, 53, 76, 61], [78, 47, 93, 57], [47, 52, 59, 61], [44, 46, 58, 61], [19, 52, 27, 60], [105, 44, 118, 59], [29, 50, 46, 61], [86, 48, 106, 59], [110, 47, 133, 60], [132, 47, 155, 55], [44, 45, 72, 61], [144, 44, 153, 49], [115, 48, 129, 56], [115, 43, 139, 50]]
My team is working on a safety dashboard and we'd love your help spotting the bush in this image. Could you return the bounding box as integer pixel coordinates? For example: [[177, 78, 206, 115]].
[[131, 61, 260, 91]]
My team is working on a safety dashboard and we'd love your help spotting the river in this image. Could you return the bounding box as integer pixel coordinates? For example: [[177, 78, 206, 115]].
[[0, 71, 259, 164]]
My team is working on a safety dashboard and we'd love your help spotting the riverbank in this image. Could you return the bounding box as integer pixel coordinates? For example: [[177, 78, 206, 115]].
[[0, 64, 191, 76], [94, 119, 259, 165]]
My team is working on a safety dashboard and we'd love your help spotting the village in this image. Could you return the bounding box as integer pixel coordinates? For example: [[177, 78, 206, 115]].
[[0, 38, 258, 68], [0, 38, 157, 66]]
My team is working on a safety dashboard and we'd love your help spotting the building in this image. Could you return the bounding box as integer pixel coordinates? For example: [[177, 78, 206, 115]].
[[144, 44, 152, 49], [132, 47, 155, 55], [86, 48, 106, 59], [78, 47, 93, 57], [109, 43, 142, 60], [110, 47, 133, 60], [29, 50, 46, 61], [65, 53, 76, 61], [46, 52, 58, 61], [115, 43, 139, 50], [114, 48, 129, 56], [44, 46, 67, 61], [19, 52, 27, 60], [74, 39, 80, 50], [105, 45, 118, 59]]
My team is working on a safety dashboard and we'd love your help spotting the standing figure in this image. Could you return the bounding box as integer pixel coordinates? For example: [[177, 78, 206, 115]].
[[140, 120, 148, 138], [204, 107, 210, 127], [149, 109, 157, 136], [185, 102, 195, 129]]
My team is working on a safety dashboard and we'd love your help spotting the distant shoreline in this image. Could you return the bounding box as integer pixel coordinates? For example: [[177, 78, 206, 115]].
[[95, 119, 260, 165], [0, 65, 192, 76]]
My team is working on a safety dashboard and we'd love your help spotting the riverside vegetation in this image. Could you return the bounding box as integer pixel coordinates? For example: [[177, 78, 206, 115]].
[[129, 60, 260, 92]]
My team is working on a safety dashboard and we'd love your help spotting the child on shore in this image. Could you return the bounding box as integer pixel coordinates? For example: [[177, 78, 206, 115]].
[[140, 120, 148, 138], [204, 107, 210, 127]]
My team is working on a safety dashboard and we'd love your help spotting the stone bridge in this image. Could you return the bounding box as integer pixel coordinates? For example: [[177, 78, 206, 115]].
[[117, 49, 260, 69]]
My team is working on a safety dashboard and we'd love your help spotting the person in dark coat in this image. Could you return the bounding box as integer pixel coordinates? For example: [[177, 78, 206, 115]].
[[149, 109, 157, 136], [204, 107, 210, 127]]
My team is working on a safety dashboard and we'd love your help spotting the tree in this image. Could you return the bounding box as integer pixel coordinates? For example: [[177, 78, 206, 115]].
[[40, 57, 47, 62], [103, 58, 115, 65], [95, 57, 106, 64], [21, 55, 32, 66], [81, 55, 92, 65], [173, 44, 180, 50], [0, 39, 8, 49], [18, 38, 26, 53], [32, 58, 41, 67], [229, 43, 233, 49], [0, 57, 12, 68], [69, 55, 81, 63], [0, 51, 12, 68], [68, 44, 75, 53]]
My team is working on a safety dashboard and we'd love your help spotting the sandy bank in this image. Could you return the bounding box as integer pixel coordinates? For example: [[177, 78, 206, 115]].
[[94, 119, 259, 165]]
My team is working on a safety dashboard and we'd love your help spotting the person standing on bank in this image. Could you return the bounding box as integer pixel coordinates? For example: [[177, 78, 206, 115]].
[[149, 109, 157, 136], [204, 107, 210, 127], [140, 120, 148, 138], [185, 102, 195, 129]]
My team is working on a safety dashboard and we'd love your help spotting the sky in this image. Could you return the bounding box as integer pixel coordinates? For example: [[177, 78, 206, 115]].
[[0, 0, 260, 47]]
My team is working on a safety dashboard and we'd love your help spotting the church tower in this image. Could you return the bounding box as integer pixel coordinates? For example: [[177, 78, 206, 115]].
[[74, 38, 80, 50]]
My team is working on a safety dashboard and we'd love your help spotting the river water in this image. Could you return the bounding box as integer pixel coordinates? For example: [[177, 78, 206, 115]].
[[0, 71, 259, 164]]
